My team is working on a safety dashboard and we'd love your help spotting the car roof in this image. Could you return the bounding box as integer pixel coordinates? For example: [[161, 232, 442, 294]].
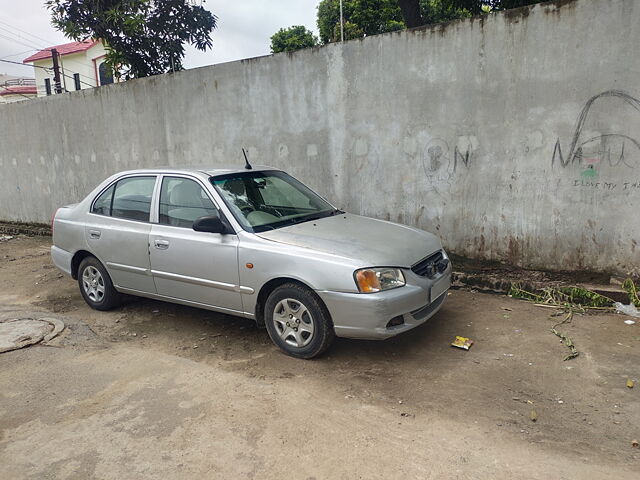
[[113, 165, 278, 177]]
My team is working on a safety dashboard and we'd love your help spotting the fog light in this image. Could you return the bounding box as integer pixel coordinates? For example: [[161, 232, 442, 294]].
[[386, 315, 405, 328]]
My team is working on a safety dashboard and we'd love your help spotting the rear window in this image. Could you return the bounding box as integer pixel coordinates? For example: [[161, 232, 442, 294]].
[[91, 184, 114, 216]]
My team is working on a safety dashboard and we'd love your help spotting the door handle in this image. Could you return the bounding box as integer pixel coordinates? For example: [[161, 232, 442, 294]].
[[88, 229, 101, 239], [154, 239, 170, 250]]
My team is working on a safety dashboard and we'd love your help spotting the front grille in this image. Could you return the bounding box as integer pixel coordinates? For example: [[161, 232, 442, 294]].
[[411, 250, 449, 278]]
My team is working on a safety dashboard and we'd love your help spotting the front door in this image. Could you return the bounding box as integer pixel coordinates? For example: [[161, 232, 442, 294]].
[[149, 176, 243, 313]]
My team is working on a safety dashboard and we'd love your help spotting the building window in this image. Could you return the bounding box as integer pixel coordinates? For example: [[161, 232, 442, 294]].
[[44, 78, 51, 95], [98, 62, 113, 86], [73, 73, 81, 91]]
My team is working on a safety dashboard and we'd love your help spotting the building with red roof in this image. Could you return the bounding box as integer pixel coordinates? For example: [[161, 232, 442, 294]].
[[23, 39, 117, 97], [0, 79, 38, 103], [0, 75, 37, 103]]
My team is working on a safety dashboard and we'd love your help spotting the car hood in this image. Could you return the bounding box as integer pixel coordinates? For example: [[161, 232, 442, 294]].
[[255, 213, 442, 267]]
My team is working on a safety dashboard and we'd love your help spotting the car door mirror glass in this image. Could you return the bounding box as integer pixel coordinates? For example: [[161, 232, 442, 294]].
[[193, 214, 226, 233]]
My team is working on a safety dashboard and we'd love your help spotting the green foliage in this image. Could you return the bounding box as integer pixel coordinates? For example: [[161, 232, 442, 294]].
[[317, 0, 406, 43], [445, 0, 546, 15], [419, 0, 472, 24], [270, 26, 318, 54], [622, 278, 640, 307], [508, 283, 618, 363], [45, 0, 217, 78], [509, 284, 615, 309], [332, 21, 364, 41], [316, 0, 550, 43]]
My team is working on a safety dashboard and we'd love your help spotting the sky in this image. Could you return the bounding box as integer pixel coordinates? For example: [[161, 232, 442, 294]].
[[0, 0, 321, 77]]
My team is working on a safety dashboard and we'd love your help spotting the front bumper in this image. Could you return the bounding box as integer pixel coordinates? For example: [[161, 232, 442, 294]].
[[317, 265, 452, 340]]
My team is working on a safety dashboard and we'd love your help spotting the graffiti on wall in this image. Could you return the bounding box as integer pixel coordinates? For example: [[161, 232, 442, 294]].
[[552, 90, 640, 187], [421, 136, 475, 193]]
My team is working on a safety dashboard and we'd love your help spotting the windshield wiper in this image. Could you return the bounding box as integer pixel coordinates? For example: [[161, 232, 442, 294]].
[[287, 210, 334, 225]]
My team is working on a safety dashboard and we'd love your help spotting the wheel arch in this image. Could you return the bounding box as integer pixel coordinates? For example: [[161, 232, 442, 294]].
[[70, 250, 96, 279], [254, 277, 325, 327]]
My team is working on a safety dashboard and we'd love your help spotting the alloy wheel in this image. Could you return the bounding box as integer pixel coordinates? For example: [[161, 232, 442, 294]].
[[272, 298, 315, 347], [82, 266, 105, 303]]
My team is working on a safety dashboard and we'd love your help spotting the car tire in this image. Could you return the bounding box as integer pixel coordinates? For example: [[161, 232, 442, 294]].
[[77, 256, 121, 311], [264, 283, 334, 359]]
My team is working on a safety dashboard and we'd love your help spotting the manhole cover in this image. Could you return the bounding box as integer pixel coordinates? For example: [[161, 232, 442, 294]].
[[0, 317, 65, 353]]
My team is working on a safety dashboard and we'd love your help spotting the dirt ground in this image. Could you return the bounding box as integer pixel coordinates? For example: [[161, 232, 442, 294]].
[[0, 235, 638, 479]]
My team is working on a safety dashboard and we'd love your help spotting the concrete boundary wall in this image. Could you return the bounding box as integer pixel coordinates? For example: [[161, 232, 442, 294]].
[[1, 0, 639, 275]]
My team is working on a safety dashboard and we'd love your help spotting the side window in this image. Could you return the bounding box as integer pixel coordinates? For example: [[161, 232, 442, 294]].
[[92, 184, 115, 215], [159, 177, 217, 228], [111, 176, 156, 222]]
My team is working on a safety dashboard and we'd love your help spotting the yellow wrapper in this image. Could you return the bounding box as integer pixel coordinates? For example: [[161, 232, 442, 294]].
[[451, 336, 474, 350]]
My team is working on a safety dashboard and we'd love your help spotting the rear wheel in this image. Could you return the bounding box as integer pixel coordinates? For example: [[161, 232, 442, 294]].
[[77, 256, 121, 311], [264, 283, 334, 359]]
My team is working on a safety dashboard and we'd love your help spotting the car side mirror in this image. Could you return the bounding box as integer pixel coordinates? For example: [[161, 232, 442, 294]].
[[193, 213, 229, 234]]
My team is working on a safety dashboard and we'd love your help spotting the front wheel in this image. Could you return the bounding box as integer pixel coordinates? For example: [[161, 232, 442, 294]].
[[264, 283, 334, 359], [77, 256, 121, 311]]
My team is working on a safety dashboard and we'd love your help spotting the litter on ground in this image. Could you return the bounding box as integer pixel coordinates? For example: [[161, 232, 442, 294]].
[[614, 302, 640, 318], [451, 336, 474, 350]]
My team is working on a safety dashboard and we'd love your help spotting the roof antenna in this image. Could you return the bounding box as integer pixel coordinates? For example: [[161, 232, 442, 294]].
[[242, 148, 253, 170]]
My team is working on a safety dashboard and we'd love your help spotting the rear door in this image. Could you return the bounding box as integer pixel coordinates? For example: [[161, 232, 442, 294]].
[[149, 175, 243, 313], [85, 175, 157, 293]]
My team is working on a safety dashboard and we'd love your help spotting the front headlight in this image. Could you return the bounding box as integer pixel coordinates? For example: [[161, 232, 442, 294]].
[[354, 267, 405, 293]]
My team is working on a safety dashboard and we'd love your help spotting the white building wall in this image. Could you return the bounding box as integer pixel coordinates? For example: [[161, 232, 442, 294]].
[[31, 43, 110, 97]]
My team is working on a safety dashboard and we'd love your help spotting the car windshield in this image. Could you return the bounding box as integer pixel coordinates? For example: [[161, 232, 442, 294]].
[[210, 171, 338, 233]]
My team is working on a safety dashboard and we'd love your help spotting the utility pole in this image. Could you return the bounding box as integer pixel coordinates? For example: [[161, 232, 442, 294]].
[[59, 54, 68, 92], [339, 0, 344, 42], [51, 48, 62, 94]]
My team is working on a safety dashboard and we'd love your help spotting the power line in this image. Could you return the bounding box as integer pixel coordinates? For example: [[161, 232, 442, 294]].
[[0, 49, 38, 61], [0, 32, 42, 51], [0, 58, 49, 69], [0, 26, 102, 86], [0, 25, 46, 50], [0, 58, 94, 89], [0, 19, 57, 48], [0, 51, 96, 85], [1, 46, 103, 87]]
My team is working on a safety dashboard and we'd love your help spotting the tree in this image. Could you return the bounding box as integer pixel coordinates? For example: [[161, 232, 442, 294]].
[[270, 26, 318, 54], [317, 0, 476, 44], [45, 0, 217, 78], [398, 1, 546, 26], [317, 0, 405, 44], [419, 0, 472, 24], [398, 0, 424, 28]]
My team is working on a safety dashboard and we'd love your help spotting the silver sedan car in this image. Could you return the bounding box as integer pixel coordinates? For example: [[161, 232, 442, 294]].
[[51, 166, 451, 358]]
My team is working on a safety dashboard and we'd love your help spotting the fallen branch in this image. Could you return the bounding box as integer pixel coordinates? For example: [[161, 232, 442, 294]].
[[550, 311, 579, 361], [622, 279, 640, 307]]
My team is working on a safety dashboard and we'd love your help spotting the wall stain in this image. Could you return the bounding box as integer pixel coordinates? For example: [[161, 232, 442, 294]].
[[507, 237, 521, 265]]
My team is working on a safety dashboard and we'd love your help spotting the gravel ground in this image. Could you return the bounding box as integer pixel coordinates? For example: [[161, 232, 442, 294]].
[[0, 235, 638, 479]]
